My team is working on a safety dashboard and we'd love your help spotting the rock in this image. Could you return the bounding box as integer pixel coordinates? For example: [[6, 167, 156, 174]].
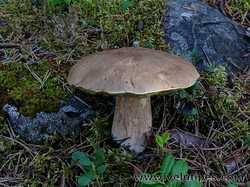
[[164, 0, 250, 71], [2, 97, 94, 143]]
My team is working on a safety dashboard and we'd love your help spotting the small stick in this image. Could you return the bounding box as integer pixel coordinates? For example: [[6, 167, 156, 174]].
[[0, 43, 21, 49]]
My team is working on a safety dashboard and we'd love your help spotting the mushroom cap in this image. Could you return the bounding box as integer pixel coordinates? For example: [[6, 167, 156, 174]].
[[67, 47, 199, 95]]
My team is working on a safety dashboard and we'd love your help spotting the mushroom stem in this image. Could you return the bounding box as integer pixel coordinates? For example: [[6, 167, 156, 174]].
[[112, 95, 152, 153]]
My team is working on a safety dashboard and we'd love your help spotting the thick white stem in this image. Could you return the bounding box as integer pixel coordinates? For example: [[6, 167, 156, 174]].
[[112, 95, 152, 153]]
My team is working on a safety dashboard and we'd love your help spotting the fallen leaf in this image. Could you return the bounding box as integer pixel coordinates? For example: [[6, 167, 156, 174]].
[[168, 129, 211, 148]]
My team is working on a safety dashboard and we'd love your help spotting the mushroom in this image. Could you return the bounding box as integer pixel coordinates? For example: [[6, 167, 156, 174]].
[[67, 47, 199, 153]]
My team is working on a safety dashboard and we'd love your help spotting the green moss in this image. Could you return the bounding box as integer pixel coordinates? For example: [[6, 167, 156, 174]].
[[229, 0, 250, 16], [206, 0, 250, 26], [82, 0, 165, 48], [205, 65, 227, 87], [75, 0, 166, 49], [0, 61, 69, 116], [0, 0, 166, 53], [0, 0, 166, 117]]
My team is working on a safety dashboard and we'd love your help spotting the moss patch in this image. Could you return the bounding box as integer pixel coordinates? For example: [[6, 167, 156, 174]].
[[206, 0, 250, 26], [0, 61, 69, 116], [0, 0, 167, 117]]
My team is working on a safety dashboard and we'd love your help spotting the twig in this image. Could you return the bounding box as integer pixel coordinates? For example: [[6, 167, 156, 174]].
[[201, 47, 213, 65], [0, 177, 23, 184], [73, 95, 91, 108], [6, 119, 16, 139], [0, 135, 35, 157], [14, 151, 23, 176], [0, 43, 21, 49], [24, 63, 51, 89], [228, 164, 250, 175]]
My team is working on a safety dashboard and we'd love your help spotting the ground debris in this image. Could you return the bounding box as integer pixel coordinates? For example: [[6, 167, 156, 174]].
[[168, 129, 212, 148]]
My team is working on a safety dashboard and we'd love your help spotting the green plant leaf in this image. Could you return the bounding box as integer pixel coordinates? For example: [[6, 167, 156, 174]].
[[94, 148, 105, 166], [155, 132, 170, 149], [121, 0, 132, 11], [245, 135, 250, 146], [64, 0, 72, 5], [96, 164, 107, 175], [155, 135, 164, 149], [170, 160, 189, 177], [160, 153, 175, 176], [184, 180, 202, 187], [167, 180, 183, 187], [84, 166, 96, 179], [48, 0, 63, 7], [227, 183, 238, 187], [162, 132, 170, 143], [139, 184, 165, 187], [77, 174, 92, 187], [72, 151, 92, 166]]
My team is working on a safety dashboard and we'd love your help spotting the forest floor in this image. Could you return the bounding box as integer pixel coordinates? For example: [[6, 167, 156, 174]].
[[0, 0, 249, 187]]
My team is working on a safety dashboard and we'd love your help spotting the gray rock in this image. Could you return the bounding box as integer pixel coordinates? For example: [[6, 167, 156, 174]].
[[2, 97, 93, 142], [164, 0, 250, 70]]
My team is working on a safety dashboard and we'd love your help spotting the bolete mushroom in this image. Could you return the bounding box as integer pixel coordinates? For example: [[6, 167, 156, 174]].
[[67, 47, 199, 153]]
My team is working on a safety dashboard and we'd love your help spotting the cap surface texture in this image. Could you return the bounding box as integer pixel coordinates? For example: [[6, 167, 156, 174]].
[[67, 47, 199, 95]]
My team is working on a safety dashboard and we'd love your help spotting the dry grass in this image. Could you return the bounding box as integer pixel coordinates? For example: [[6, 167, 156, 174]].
[[0, 0, 249, 186]]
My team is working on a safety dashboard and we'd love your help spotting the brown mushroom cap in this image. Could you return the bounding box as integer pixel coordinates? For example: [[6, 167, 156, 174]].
[[67, 47, 199, 95]]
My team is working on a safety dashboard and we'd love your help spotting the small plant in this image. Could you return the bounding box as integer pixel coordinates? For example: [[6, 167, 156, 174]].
[[0, 61, 68, 116], [172, 83, 202, 123], [229, 0, 250, 17], [138, 153, 202, 187], [47, 0, 76, 9], [71, 148, 107, 187], [245, 135, 250, 146], [155, 132, 170, 150], [191, 49, 203, 66], [227, 183, 238, 187], [205, 65, 227, 87]]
